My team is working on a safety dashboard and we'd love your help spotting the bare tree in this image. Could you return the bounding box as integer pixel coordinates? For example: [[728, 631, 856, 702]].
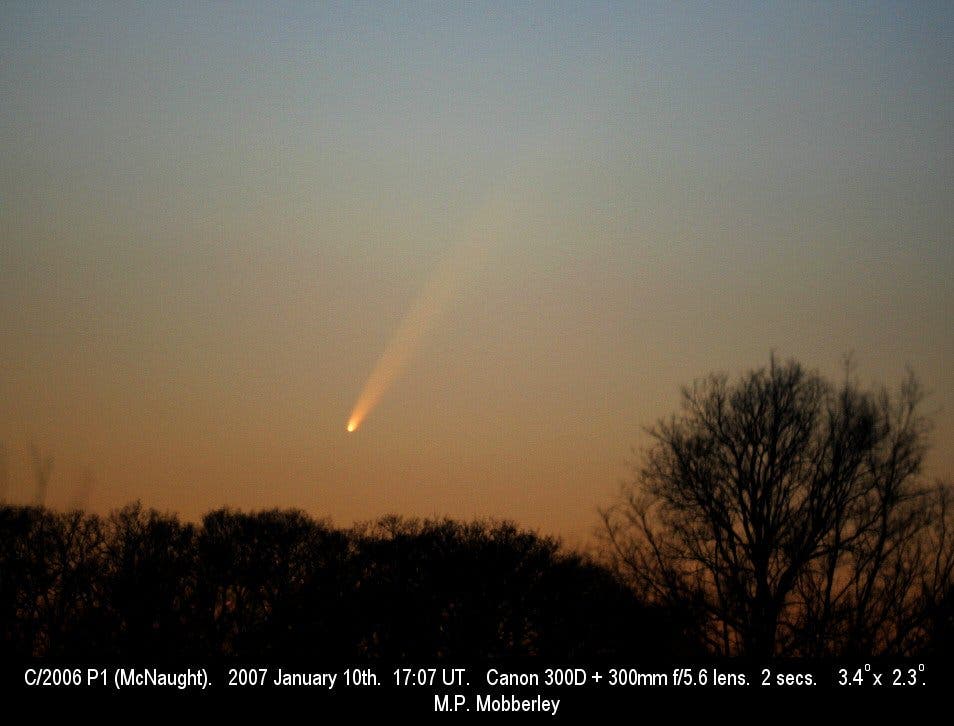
[[29, 443, 53, 507], [0, 442, 8, 503], [602, 355, 954, 658]]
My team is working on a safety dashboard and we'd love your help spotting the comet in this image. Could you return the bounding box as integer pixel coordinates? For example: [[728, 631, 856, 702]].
[[344, 131, 606, 433], [345, 187, 518, 433]]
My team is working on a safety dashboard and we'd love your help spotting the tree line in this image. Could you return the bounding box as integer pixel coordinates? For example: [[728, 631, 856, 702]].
[[0, 505, 686, 662]]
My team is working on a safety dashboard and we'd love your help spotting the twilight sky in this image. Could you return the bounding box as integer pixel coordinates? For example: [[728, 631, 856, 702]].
[[1, 1, 952, 543]]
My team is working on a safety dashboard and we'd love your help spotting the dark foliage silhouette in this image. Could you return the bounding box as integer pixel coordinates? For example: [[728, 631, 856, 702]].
[[0, 505, 684, 661], [103, 504, 198, 659], [602, 355, 954, 658]]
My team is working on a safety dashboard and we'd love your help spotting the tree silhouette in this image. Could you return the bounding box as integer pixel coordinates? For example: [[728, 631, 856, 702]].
[[344, 517, 677, 660], [29, 444, 53, 507], [0, 504, 688, 662], [602, 355, 954, 658], [195, 508, 352, 658], [102, 503, 197, 659], [0, 507, 105, 658], [0, 442, 9, 503], [0, 506, 58, 657]]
